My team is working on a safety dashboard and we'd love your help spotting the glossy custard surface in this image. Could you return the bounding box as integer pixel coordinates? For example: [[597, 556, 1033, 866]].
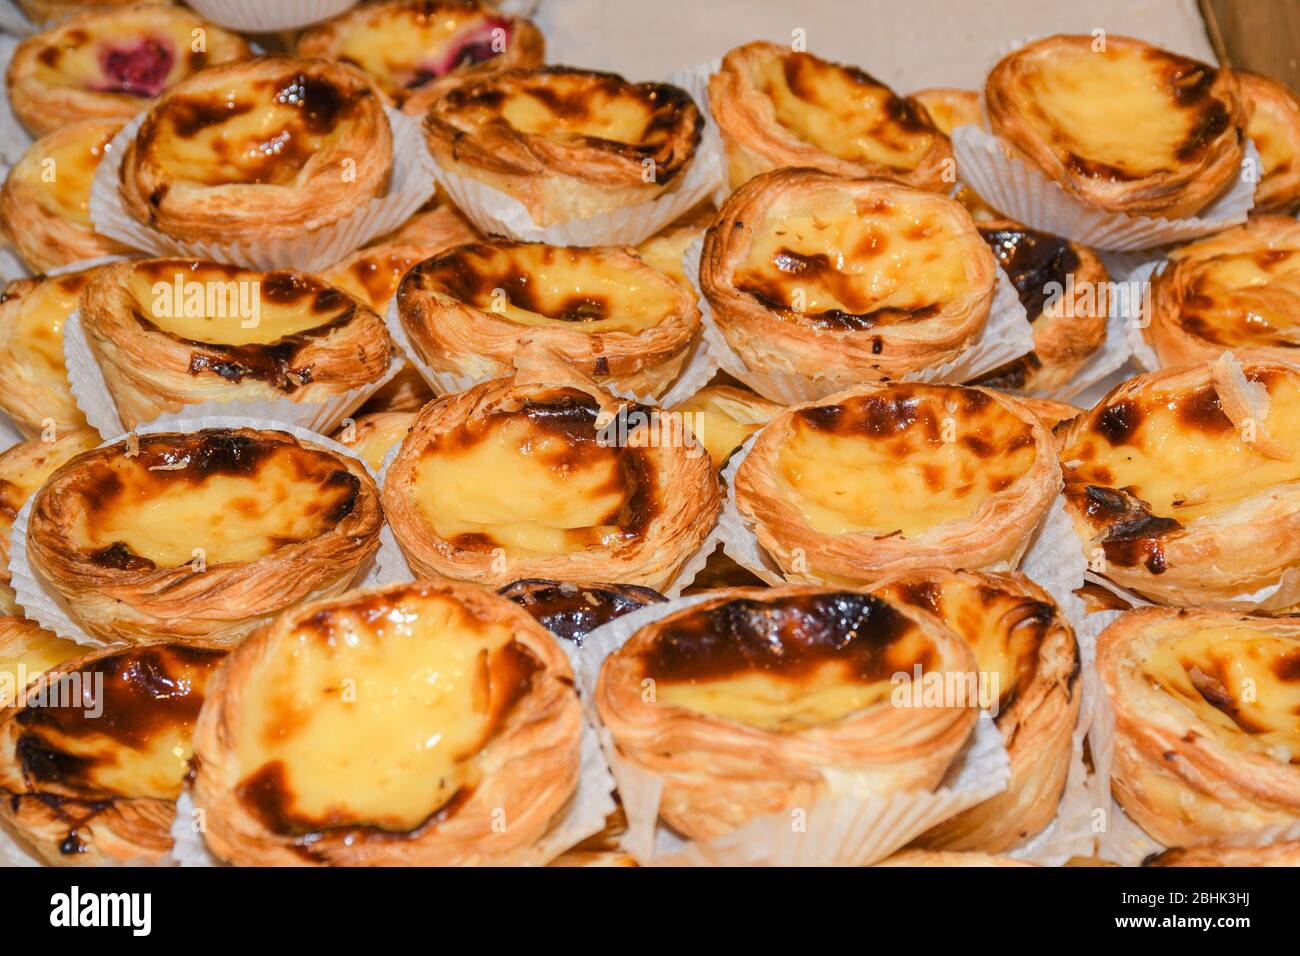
[[0, 622, 82, 708], [18, 120, 119, 225], [775, 386, 1037, 537], [1166, 238, 1300, 348], [4, 271, 89, 385]]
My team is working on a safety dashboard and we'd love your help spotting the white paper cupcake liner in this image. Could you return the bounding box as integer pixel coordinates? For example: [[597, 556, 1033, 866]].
[[428, 64, 724, 246], [0, 32, 33, 165], [89, 107, 437, 272], [186, 0, 356, 32], [384, 296, 718, 409], [685, 235, 1034, 405], [952, 125, 1258, 252], [1118, 260, 1165, 371], [572, 593, 1010, 866], [64, 310, 401, 439], [7, 415, 377, 646]]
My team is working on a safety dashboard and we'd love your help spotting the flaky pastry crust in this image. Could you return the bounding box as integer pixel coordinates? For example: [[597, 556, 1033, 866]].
[[396, 239, 700, 397], [79, 259, 394, 429], [382, 349, 722, 590], [192, 580, 581, 866], [708, 42, 952, 192], [700, 168, 997, 385], [1145, 839, 1300, 867], [1143, 215, 1300, 368], [985, 34, 1246, 219], [1098, 608, 1300, 846], [1239, 71, 1300, 214], [423, 66, 703, 227], [0, 640, 226, 865], [0, 120, 132, 272], [118, 56, 392, 246], [26, 427, 383, 645], [735, 382, 1060, 586], [1059, 356, 1300, 606], [595, 585, 979, 841], [876, 569, 1079, 852], [6, 4, 249, 137]]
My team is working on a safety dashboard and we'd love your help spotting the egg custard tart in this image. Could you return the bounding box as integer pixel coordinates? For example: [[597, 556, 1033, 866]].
[[79, 259, 394, 430], [707, 42, 952, 192], [26, 428, 382, 645], [595, 585, 978, 841], [1098, 608, 1300, 846], [382, 352, 722, 591], [0, 640, 226, 865], [0, 616, 81, 709], [1143, 216, 1300, 368], [670, 383, 783, 469], [735, 382, 1059, 586], [0, 270, 95, 437], [876, 569, 1079, 852], [1059, 356, 1300, 606], [6, 3, 250, 137], [423, 66, 703, 227], [118, 56, 392, 248], [700, 168, 998, 387], [321, 203, 479, 312], [192, 580, 581, 866], [1145, 839, 1300, 867], [985, 35, 1247, 220], [15, 0, 165, 27], [396, 240, 700, 397], [0, 429, 100, 603], [0, 120, 131, 272], [968, 220, 1109, 393], [1239, 71, 1300, 214], [298, 0, 544, 111], [498, 579, 666, 645]]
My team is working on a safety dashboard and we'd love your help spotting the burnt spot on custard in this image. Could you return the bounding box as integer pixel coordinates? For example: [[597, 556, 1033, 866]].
[[422, 389, 662, 548], [409, 242, 616, 321], [977, 225, 1079, 322], [641, 591, 930, 684], [969, 353, 1042, 391], [499, 579, 666, 644], [434, 66, 702, 184], [14, 644, 226, 794], [796, 384, 999, 441], [1070, 484, 1182, 573]]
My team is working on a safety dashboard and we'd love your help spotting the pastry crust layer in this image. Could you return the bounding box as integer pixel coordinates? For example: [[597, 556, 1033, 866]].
[[6, 3, 249, 137], [1143, 215, 1300, 367], [708, 42, 953, 191], [1098, 607, 1300, 846], [80, 259, 394, 429], [118, 56, 392, 246], [986, 34, 1247, 219], [26, 427, 383, 644], [1239, 71, 1300, 214], [1059, 356, 1300, 605], [595, 585, 978, 841], [735, 382, 1059, 585], [192, 580, 581, 866], [396, 239, 700, 397], [700, 167, 997, 385], [423, 66, 703, 226]]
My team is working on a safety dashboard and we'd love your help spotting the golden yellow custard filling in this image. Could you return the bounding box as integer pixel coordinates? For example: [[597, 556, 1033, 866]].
[[1170, 246, 1300, 348], [6, 271, 88, 383], [123, 262, 356, 346], [324, 248, 425, 311], [1064, 372, 1300, 524], [13, 644, 225, 800], [426, 243, 680, 334], [26, 14, 213, 93], [642, 592, 934, 732], [1013, 45, 1221, 177], [0, 622, 81, 708], [66, 432, 362, 568], [498, 77, 662, 145], [233, 589, 539, 832], [776, 386, 1037, 537], [19, 121, 118, 225], [752, 52, 939, 171], [672, 386, 779, 469], [413, 398, 653, 557], [1141, 625, 1300, 761], [0, 431, 101, 544], [734, 194, 971, 324]]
